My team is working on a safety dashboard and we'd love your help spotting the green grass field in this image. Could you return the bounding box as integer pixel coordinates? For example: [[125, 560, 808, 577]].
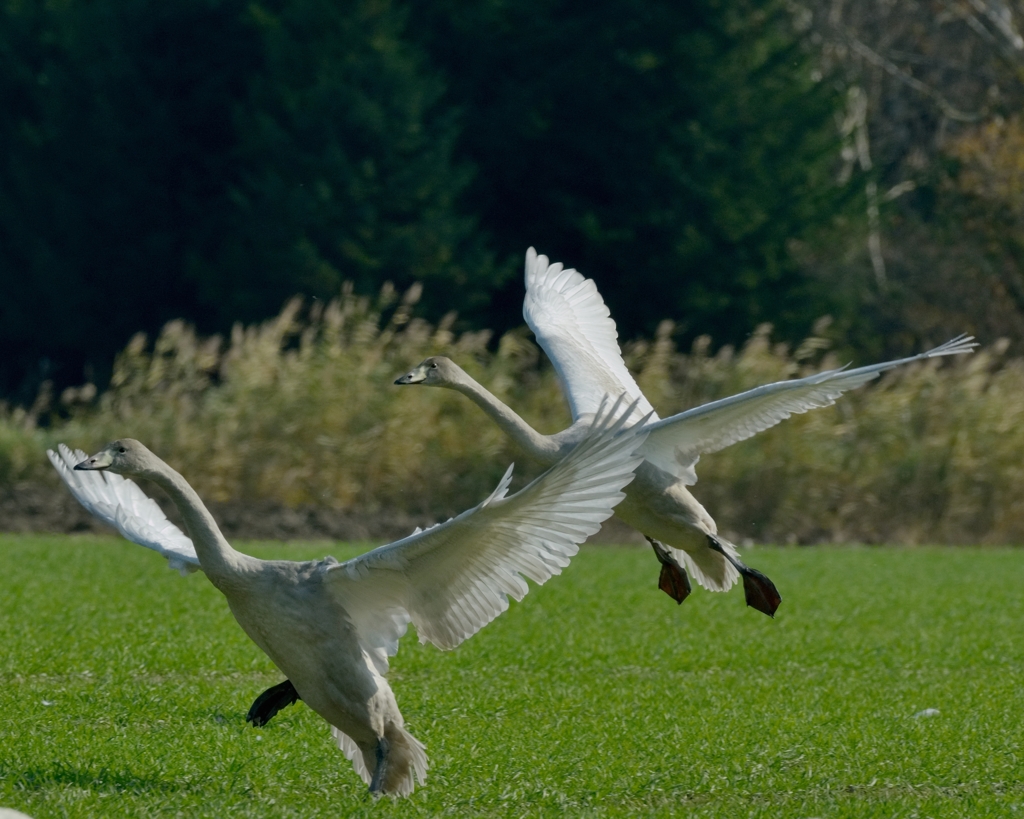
[[1, 536, 1022, 818]]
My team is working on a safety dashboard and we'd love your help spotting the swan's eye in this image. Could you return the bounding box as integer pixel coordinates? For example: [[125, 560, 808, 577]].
[[118, 447, 127, 454], [430, 363, 437, 369]]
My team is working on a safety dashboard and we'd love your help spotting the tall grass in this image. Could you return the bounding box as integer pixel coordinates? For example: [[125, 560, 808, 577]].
[[1, 286, 1021, 544]]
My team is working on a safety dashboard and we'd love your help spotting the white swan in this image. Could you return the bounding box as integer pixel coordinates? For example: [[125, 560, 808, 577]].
[[47, 399, 647, 797], [396, 248, 977, 616]]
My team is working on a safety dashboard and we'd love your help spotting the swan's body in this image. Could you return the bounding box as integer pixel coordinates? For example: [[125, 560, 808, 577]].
[[396, 248, 977, 614], [48, 402, 646, 797]]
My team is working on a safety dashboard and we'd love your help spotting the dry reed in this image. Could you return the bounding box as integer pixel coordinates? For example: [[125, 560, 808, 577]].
[[2, 287, 1019, 544]]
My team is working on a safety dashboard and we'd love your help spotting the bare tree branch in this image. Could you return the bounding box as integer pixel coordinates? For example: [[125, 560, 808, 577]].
[[845, 35, 986, 122]]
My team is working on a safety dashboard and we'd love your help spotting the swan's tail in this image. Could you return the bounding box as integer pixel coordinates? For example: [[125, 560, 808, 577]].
[[667, 537, 740, 593], [331, 724, 428, 797], [380, 723, 428, 797]]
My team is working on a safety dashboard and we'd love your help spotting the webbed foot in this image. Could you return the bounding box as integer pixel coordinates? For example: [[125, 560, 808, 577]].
[[246, 679, 301, 727], [705, 535, 782, 617], [647, 536, 692, 604], [738, 565, 782, 618]]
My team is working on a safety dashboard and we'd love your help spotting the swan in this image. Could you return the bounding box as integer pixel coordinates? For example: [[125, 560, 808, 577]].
[[47, 399, 647, 797], [396, 248, 978, 616]]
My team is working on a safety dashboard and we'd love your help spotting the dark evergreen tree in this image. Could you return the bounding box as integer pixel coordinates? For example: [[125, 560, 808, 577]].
[[0, 0, 484, 400], [408, 0, 852, 343], [0, 0, 854, 403]]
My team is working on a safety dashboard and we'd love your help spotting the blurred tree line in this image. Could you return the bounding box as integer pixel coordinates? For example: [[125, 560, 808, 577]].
[[801, 0, 1024, 356], [1, 0, 487, 401], [6, 0, 1024, 406], [0, 0, 852, 402]]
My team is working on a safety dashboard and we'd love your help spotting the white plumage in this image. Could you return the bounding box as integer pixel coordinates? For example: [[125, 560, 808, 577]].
[[638, 335, 975, 484], [524, 252, 655, 424], [396, 248, 976, 613], [48, 398, 646, 797], [524, 247, 976, 486], [48, 444, 199, 575]]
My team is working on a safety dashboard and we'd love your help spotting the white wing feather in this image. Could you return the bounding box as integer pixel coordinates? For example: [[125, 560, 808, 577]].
[[523, 248, 656, 423], [47, 444, 200, 575], [640, 335, 977, 484], [326, 398, 648, 668]]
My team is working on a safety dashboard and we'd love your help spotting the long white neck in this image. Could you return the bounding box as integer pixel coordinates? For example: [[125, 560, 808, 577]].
[[140, 458, 248, 583], [448, 377, 561, 464]]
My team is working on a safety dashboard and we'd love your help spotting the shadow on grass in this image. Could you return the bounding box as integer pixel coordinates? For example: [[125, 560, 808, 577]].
[[3, 761, 185, 795]]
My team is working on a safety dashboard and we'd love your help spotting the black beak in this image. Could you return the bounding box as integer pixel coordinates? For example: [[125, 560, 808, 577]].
[[395, 365, 426, 385]]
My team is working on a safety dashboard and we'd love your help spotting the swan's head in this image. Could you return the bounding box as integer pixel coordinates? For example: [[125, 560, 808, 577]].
[[74, 438, 153, 476], [394, 356, 465, 388]]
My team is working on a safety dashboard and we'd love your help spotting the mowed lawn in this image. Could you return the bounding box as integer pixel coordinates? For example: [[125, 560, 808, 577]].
[[0, 536, 1022, 818]]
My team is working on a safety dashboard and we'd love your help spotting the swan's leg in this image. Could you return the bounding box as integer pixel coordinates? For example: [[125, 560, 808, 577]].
[[246, 679, 301, 727], [705, 535, 782, 617], [368, 736, 391, 797], [647, 536, 691, 604]]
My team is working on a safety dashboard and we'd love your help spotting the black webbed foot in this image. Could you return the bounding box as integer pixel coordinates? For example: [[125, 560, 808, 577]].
[[705, 535, 782, 618], [246, 679, 301, 727], [738, 565, 782, 618], [647, 537, 692, 604]]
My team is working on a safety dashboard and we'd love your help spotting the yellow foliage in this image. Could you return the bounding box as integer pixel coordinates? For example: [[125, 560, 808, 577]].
[[948, 116, 1024, 214], [1, 288, 1019, 543]]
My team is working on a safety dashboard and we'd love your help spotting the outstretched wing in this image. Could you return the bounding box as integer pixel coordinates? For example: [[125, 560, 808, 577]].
[[326, 398, 648, 669], [47, 444, 200, 575], [523, 248, 656, 423], [640, 335, 977, 484]]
